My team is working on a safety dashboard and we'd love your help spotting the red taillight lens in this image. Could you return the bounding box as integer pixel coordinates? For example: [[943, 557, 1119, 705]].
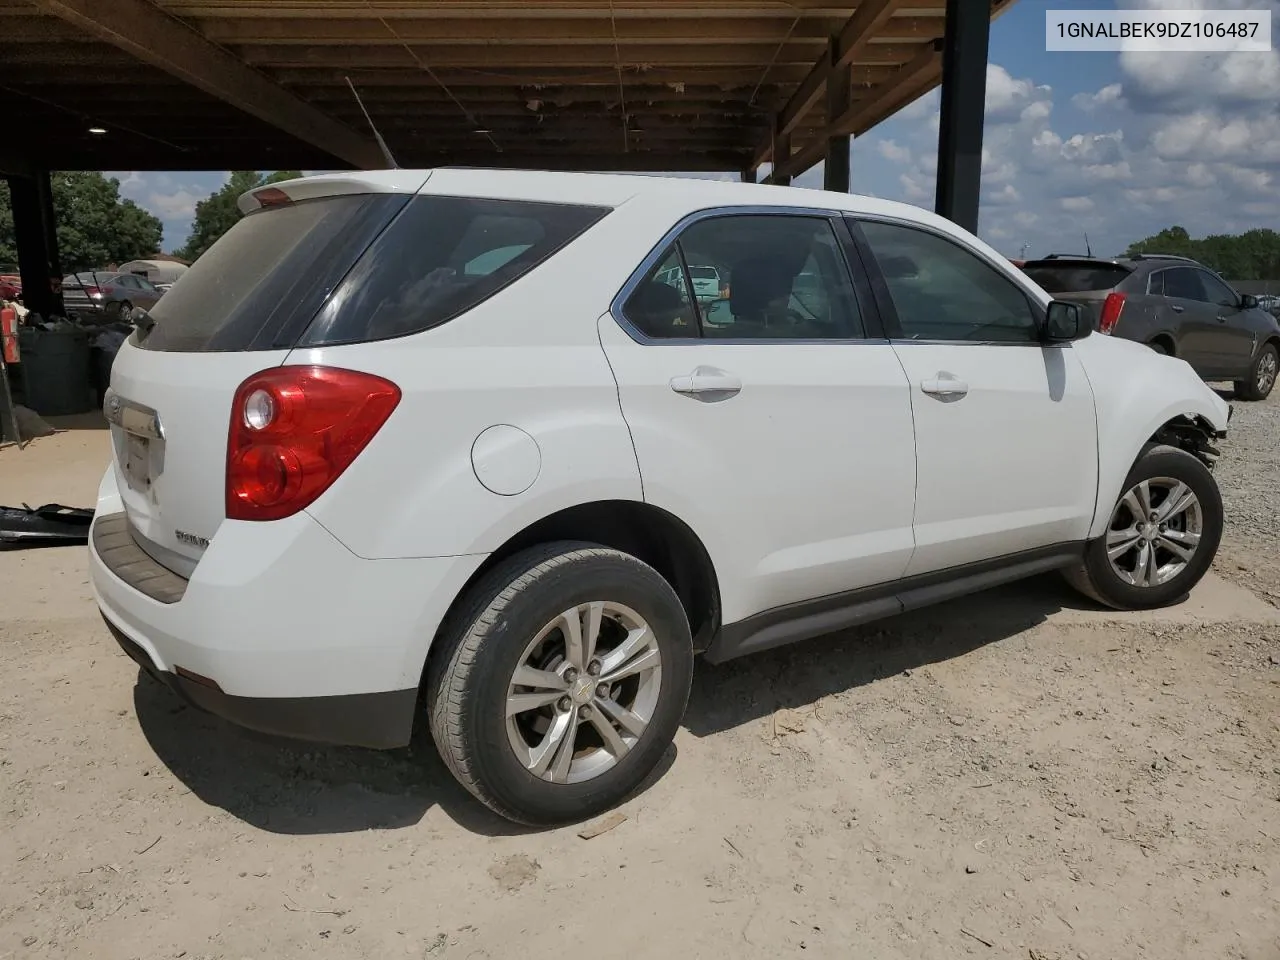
[[84, 286, 101, 298], [226, 365, 400, 521], [1098, 292, 1126, 335]]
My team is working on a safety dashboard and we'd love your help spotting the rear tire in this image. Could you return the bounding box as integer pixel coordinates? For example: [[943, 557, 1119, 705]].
[[426, 542, 694, 826], [1234, 342, 1277, 401], [1147, 340, 1169, 356], [1064, 444, 1222, 610]]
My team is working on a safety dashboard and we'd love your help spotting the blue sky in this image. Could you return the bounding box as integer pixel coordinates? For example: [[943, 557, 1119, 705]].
[[109, 0, 1280, 259]]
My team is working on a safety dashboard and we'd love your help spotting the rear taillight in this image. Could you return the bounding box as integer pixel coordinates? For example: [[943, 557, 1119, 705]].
[[84, 286, 102, 299], [226, 365, 400, 521], [1098, 292, 1126, 335]]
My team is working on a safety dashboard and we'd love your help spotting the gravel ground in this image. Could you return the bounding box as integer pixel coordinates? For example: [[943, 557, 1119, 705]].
[[1211, 387, 1280, 606], [2, 405, 1278, 960]]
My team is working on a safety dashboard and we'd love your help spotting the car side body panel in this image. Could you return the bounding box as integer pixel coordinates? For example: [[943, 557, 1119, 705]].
[[1072, 334, 1230, 540]]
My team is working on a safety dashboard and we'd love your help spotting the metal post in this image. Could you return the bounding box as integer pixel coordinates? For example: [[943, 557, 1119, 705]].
[[934, 0, 990, 233], [824, 38, 851, 193], [6, 171, 62, 318], [740, 168, 756, 183], [771, 121, 792, 186]]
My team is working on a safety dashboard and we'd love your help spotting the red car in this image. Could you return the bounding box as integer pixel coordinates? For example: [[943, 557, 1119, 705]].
[[0, 275, 20, 301]]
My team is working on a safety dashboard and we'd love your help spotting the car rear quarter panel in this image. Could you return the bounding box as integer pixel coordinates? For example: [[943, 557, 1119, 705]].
[[289, 196, 695, 560], [1073, 334, 1230, 539]]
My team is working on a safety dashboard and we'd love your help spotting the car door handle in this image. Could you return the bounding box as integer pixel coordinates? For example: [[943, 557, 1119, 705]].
[[1216, 314, 1228, 322], [921, 375, 969, 399], [669, 366, 742, 400], [1169, 304, 1184, 313]]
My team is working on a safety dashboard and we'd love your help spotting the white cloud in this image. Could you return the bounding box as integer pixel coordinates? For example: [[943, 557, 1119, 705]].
[[877, 139, 912, 164], [146, 189, 202, 221], [985, 64, 1052, 124], [1020, 100, 1052, 123], [856, 52, 1280, 257], [1072, 83, 1124, 112]]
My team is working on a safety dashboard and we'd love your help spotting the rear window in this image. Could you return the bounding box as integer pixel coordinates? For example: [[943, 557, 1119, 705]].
[[138, 193, 408, 352], [689, 266, 718, 280], [1020, 262, 1131, 294], [298, 196, 608, 347]]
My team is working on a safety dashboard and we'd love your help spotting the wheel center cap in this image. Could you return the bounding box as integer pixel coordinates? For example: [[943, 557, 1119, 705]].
[[570, 677, 595, 706]]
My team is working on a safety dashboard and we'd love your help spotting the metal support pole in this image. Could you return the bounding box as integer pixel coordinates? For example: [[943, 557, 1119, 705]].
[[824, 37, 851, 193], [934, 0, 990, 233], [771, 121, 792, 186], [740, 168, 756, 183], [6, 171, 63, 318]]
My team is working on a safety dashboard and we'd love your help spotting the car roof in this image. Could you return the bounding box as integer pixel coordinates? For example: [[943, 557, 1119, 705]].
[[1022, 255, 1205, 272], [257, 167, 986, 248]]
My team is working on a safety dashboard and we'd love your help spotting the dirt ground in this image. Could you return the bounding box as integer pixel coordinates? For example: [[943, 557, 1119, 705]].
[[2, 400, 1278, 960]]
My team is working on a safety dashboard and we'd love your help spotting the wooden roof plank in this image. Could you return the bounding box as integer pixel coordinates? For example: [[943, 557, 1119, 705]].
[[32, 0, 383, 167]]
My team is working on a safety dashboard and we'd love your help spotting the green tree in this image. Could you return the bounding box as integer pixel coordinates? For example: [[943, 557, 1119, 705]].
[[1126, 225, 1280, 280], [0, 172, 162, 273], [176, 170, 302, 262]]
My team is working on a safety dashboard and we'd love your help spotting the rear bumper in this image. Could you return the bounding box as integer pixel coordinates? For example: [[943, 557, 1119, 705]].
[[90, 468, 486, 748], [103, 615, 417, 748]]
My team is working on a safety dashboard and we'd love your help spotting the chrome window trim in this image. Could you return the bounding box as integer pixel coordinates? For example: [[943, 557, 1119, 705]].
[[848, 212, 1054, 349], [608, 204, 889, 347]]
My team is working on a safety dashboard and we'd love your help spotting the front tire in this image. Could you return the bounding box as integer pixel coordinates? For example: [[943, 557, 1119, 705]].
[[1065, 444, 1222, 609], [1235, 342, 1277, 401], [427, 542, 694, 826]]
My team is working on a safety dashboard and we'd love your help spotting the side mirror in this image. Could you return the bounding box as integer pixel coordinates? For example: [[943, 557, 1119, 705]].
[[1240, 293, 1258, 309], [1044, 300, 1089, 342]]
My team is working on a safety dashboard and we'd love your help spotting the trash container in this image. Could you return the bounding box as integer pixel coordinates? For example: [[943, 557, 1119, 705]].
[[17, 325, 93, 416]]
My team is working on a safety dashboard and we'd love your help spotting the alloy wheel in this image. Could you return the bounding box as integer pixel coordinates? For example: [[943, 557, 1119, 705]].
[[1257, 351, 1277, 394], [1105, 477, 1203, 588], [505, 601, 662, 784]]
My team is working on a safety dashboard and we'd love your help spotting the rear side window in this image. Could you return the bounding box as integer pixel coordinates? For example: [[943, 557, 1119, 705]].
[[299, 196, 609, 346], [1021, 263, 1131, 293], [138, 194, 408, 352]]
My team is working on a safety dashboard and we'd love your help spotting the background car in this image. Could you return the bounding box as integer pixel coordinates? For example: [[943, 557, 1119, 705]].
[[61, 271, 163, 322], [1020, 253, 1280, 400]]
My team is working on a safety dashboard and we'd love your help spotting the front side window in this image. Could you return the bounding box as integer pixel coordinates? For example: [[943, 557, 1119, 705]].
[[622, 214, 864, 341], [859, 220, 1039, 343], [1197, 271, 1240, 308], [1163, 267, 1206, 302]]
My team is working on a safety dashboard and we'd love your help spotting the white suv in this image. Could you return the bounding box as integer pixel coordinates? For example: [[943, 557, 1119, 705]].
[[90, 170, 1231, 825]]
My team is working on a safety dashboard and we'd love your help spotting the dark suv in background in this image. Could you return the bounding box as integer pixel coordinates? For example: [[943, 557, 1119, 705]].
[[1020, 253, 1280, 401]]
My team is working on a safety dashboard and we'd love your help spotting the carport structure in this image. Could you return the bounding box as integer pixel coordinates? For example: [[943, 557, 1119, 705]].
[[2, 0, 1012, 317]]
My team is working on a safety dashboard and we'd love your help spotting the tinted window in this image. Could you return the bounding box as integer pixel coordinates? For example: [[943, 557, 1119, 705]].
[[1197, 271, 1239, 308], [300, 196, 608, 346], [1164, 268, 1206, 302], [1148, 270, 1165, 296], [861, 220, 1038, 343], [678, 215, 863, 340], [1021, 262, 1130, 293], [138, 193, 408, 352], [622, 245, 701, 339], [116, 275, 140, 289]]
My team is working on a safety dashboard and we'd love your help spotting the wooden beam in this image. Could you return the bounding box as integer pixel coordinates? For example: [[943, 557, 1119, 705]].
[[234, 42, 919, 70], [755, 0, 919, 167], [32, 0, 383, 168], [270, 64, 896, 88], [195, 15, 943, 45], [773, 43, 939, 180], [160, 1, 914, 17]]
